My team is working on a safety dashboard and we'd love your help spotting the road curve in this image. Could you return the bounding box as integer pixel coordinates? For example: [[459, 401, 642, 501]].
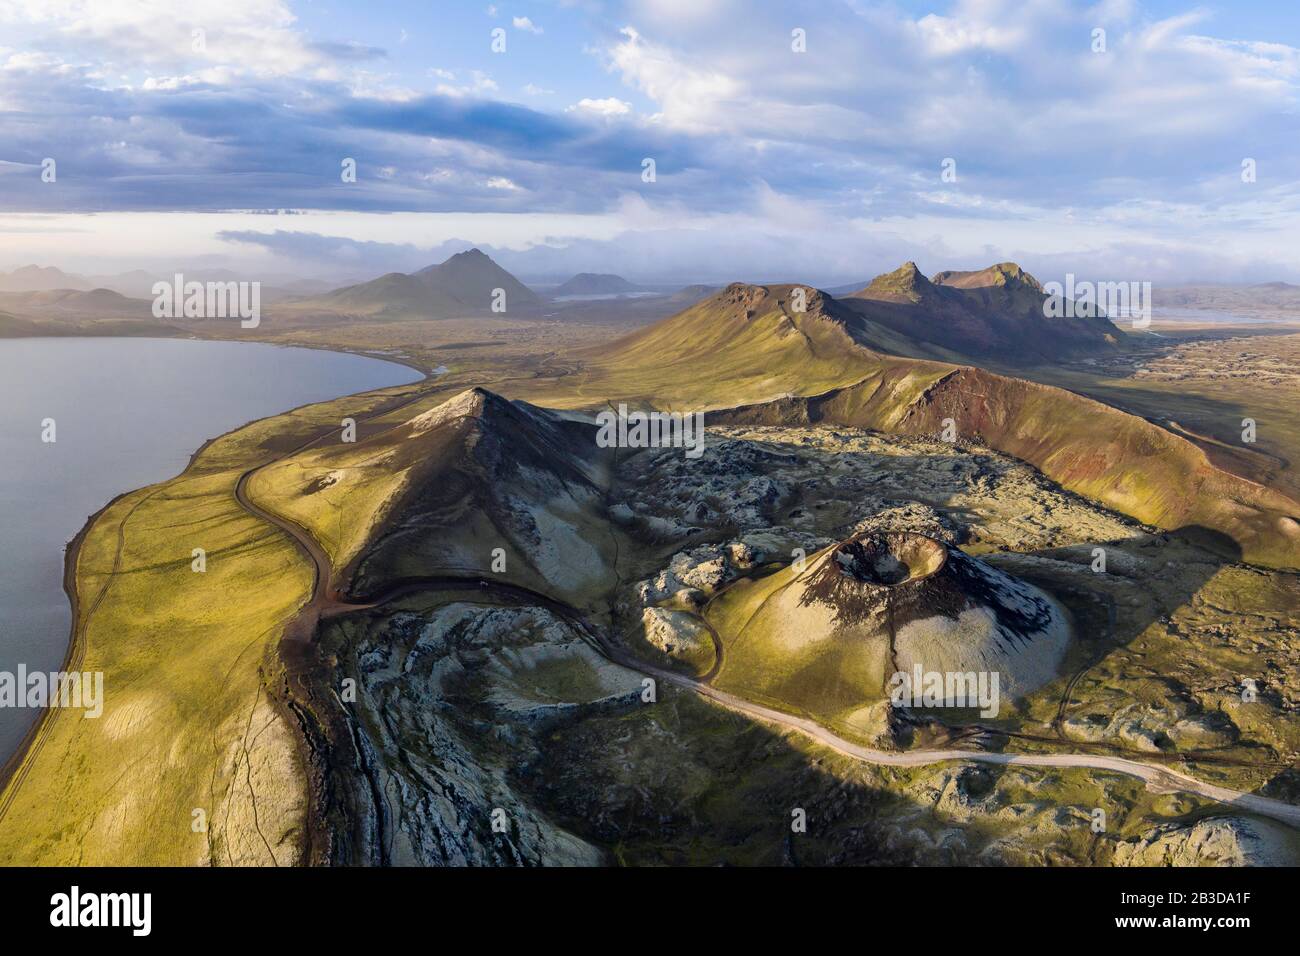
[[651, 667, 1300, 829]]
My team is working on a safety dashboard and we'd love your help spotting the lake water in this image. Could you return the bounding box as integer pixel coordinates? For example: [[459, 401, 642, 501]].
[[0, 338, 422, 760], [1152, 308, 1298, 325]]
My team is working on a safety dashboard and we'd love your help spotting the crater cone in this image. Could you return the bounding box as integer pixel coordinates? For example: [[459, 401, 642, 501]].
[[714, 530, 1072, 713]]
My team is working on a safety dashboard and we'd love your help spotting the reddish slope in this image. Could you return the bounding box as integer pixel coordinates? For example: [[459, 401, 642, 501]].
[[712, 366, 1300, 569]]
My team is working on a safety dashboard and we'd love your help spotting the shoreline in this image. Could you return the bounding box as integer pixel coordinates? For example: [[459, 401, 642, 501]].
[[0, 338, 430, 824]]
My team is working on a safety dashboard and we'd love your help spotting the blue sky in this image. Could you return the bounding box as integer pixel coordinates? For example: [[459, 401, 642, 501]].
[[1, 0, 1299, 284]]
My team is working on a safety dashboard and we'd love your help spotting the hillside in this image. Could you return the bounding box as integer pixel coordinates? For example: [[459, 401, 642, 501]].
[[713, 367, 1300, 567], [503, 282, 950, 410]]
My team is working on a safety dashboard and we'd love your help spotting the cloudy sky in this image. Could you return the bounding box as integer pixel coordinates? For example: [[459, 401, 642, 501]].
[[1, 0, 1299, 285]]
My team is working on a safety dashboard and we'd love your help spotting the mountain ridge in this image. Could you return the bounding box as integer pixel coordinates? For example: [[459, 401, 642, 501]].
[[845, 261, 1123, 362]]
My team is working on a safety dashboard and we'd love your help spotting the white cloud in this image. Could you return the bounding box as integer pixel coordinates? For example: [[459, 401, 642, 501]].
[[0, 0, 323, 78], [512, 16, 542, 34], [603, 25, 741, 130], [915, 13, 1025, 55], [566, 96, 632, 117], [485, 176, 521, 191], [432, 70, 498, 98]]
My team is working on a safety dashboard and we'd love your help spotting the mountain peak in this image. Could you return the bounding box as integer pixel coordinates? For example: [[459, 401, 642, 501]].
[[408, 386, 525, 434], [859, 261, 934, 302], [988, 261, 1042, 291]]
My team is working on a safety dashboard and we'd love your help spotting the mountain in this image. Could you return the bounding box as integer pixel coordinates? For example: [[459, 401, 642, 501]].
[[303, 248, 541, 319], [349, 387, 609, 596], [843, 261, 1124, 362], [0, 287, 147, 315], [412, 248, 541, 309], [253, 386, 616, 601], [709, 361, 1300, 569], [553, 273, 642, 297], [0, 265, 94, 293], [1159, 282, 1300, 313], [930, 261, 1042, 290], [666, 284, 719, 305]]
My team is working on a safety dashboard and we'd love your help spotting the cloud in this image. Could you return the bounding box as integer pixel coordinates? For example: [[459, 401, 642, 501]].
[[512, 16, 543, 34], [602, 25, 741, 130], [0, 0, 328, 78], [566, 96, 632, 116], [914, 13, 1025, 55]]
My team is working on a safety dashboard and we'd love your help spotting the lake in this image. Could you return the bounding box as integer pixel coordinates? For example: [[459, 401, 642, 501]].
[[0, 337, 422, 760]]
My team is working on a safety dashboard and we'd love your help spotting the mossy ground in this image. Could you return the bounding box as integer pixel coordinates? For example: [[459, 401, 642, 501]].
[[0, 381, 429, 864]]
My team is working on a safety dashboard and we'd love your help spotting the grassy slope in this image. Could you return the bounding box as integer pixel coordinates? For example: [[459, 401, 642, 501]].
[[706, 547, 894, 738], [247, 386, 486, 582], [506, 284, 912, 410], [0, 384, 428, 865]]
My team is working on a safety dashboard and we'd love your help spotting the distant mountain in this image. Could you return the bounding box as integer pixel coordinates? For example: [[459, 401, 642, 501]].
[[1159, 282, 1300, 313], [0, 265, 324, 300], [666, 284, 719, 306], [0, 265, 94, 293], [552, 273, 641, 297], [413, 249, 541, 309], [306, 248, 541, 319], [0, 287, 147, 315], [843, 261, 1123, 362]]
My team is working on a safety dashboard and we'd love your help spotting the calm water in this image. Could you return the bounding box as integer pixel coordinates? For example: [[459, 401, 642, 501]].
[[0, 338, 421, 759]]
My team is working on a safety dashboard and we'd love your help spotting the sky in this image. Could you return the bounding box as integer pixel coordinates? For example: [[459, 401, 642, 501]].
[[1, 0, 1299, 285]]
